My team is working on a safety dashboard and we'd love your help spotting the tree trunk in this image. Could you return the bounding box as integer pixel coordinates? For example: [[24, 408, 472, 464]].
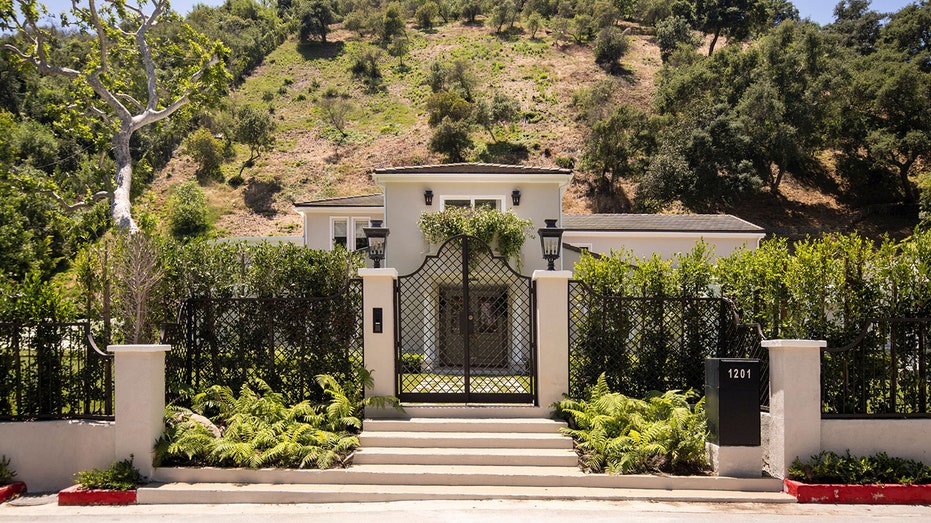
[[708, 31, 720, 55], [112, 126, 139, 232], [898, 157, 916, 204]]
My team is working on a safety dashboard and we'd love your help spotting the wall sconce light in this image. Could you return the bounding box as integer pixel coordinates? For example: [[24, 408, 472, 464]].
[[538, 219, 564, 271], [512, 190, 521, 206], [424, 190, 434, 206], [363, 220, 390, 269]]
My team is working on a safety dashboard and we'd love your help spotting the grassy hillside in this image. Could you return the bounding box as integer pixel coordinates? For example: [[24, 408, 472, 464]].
[[143, 20, 918, 241]]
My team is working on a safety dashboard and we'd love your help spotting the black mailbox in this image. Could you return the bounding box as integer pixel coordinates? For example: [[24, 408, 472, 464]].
[[705, 358, 760, 446]]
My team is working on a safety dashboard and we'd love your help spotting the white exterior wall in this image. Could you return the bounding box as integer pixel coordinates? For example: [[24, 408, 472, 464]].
[[380, 180, 564, 275], [563, 231, 764, 261], [821, 419, 931, 464], [300, 209, 384, 251], [0, 420, 116, 492]]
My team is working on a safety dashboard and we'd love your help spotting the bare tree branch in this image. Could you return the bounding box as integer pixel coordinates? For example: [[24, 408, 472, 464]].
[[39, 190, 111, 214]]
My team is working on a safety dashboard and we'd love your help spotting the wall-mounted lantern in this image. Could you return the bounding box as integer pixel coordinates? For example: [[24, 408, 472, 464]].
[[512, 189, 521, 206], [424, 190, 434, 206]]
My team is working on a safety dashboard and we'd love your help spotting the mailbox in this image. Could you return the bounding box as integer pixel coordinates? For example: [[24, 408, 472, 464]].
[[705, 358, 760, 446]]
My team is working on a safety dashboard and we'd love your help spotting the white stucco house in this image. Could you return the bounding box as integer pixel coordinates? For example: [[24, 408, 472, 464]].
[[294, 163, 765, 274]]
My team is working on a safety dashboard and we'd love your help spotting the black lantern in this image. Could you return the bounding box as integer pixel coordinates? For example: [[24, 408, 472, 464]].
[[424, 190, 434, 206], [511, 189, 521, 206], [538, 219, 563, 271], [363, 220, 390, 268]]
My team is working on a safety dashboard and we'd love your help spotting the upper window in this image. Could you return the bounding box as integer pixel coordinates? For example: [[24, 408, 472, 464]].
[[331, 217, 370, 251], [439, 196, 504, 211]]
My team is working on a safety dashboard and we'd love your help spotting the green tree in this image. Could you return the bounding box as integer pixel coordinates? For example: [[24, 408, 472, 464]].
[[298, 0, 335, 43], [426, 91, 473, 126], [474, 92, 520, 142], [581, 104, 653, 193], [525, 11, 543, 38], [457, 0, 482, 23], [1, 0, 229, 231], [166, 181, 210, 241], [387, 35, 411, 66], [234, 105, 276, 174], [694, 0, 766, 54], [429, 117, 473, 162], [380, 3, 406, 44], [655, 15, 700, 62], [593, 26, 629, 70], [416, 1, 439, 29], [184, 128, 225, 181]]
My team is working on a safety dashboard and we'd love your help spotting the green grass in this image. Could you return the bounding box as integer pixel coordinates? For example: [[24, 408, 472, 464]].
[[400, 373, 532, 394]]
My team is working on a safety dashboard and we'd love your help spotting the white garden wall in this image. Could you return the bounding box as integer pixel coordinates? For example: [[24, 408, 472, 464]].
[[821, 419, 931, 465], [0, 420, 115, 492]]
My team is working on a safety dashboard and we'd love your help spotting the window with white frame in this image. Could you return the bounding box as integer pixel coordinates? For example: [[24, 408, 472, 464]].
[[439, 196, 504, 211], [331, 217, 370, 250]]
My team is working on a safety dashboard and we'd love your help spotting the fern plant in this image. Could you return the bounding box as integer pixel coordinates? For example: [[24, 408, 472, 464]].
[[155, 369, 402, 469], [553, 373, 709, 475], [0, 455, 16, 484]]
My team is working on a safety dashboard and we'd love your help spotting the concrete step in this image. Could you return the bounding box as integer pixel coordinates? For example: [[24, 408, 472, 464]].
[[353, 447, 579, 467], [363, 417, 566, 433], [152, 466, 785, 493], [138, 481, 796, 505], [358, 431, 574, 449]]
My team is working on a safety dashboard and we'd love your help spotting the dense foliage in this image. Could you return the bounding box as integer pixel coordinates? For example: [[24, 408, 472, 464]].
[[155, 371, 401, 469], [0, 455, 15, 485], [554, 374, 708, 475], [789, 451, 931, 485], [576, 230, 931, 346], [73, 457, 145, 491], [418, 207, 533, 262]]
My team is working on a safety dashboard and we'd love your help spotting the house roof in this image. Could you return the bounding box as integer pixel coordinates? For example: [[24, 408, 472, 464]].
[[294, 194, 384, 208], [562, 214, 765, 233], [373, 162, 572, 175]]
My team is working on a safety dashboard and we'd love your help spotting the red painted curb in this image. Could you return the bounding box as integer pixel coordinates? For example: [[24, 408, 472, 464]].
[[0, 482, 27, 503], [785, 478, 931, 504], [58, 484, 136, 505]]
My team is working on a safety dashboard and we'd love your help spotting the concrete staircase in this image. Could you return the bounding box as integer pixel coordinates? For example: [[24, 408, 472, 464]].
[[139, 417, 792, 504]]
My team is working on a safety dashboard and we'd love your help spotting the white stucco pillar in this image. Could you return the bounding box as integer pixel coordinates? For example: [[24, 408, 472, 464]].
[[763, 339, 826, 478], [108, 344, 169, 479], [359, 268, 399, 405], [532, 270, 572, 409]]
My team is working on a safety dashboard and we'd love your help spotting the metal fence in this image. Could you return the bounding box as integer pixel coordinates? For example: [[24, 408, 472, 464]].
[[568, 281, 767, 403], [822, 317, 931, 417], [0, 321, 113, 421], [160, 280, 364, 405]]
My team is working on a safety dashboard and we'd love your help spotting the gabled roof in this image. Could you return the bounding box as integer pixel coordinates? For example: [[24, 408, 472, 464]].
[[374, 162, 571, 175], [562, 214, 765, 233], [294, 194, 384, 208]]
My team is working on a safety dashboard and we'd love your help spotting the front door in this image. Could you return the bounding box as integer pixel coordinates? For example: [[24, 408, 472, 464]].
[[396, 235, 535, 403]]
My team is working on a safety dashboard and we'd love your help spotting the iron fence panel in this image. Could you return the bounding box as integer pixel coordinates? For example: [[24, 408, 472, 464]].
[[161, 280, 364, 406], [0, 321, 113, 421], [568, 281, 767, 404]]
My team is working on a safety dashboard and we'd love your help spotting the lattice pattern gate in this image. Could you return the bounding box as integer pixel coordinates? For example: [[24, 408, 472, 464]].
[[395, 235, 535, 403]]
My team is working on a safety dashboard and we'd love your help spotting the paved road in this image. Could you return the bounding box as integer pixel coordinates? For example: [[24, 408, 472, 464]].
[[2, 497, 931, 522]]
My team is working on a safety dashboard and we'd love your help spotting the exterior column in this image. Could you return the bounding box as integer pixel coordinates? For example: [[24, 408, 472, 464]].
[[108, 344, 170, 479], [359, 268, 399, 407], [532, 270, 572, 409], [763, 339, 826, 478]]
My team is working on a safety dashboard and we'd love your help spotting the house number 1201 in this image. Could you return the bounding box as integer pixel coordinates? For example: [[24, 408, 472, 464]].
[[728, 368, 751, 379]]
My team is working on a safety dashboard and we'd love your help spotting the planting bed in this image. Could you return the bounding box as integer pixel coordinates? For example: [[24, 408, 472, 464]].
[[58, 484, 136, 505], [0, 482, 26, 503], [784, 479, 931, 504]]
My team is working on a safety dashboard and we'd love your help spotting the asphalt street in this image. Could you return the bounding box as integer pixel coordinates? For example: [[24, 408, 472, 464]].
[[2, 497, 931, 522]]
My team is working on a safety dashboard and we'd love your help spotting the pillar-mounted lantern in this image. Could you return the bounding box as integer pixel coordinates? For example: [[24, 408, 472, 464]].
[[363, 220, 390, 268], [424, 190, 434, 206], [511, 189, 521, 206], [538, 218, 563, 271]]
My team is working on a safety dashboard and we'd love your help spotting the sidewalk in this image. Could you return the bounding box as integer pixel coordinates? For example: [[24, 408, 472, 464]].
[[2, 497, 931, 522]]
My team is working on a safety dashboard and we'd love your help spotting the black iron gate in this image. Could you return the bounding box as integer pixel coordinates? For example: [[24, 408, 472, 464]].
[[395, 235, 535, 403]]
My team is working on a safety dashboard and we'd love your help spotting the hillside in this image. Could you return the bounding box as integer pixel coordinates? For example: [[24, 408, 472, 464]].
[[143, 20, 919, 242]]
